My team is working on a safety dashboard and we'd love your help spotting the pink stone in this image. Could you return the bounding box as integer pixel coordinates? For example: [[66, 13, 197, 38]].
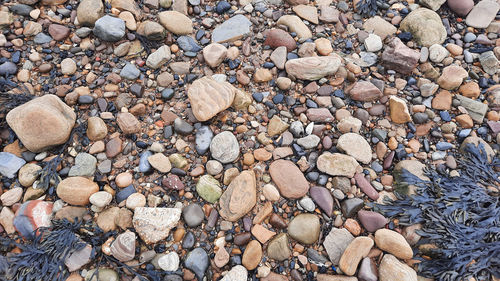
[[354, 173, 379, 200], [447, 0, 474, 16]]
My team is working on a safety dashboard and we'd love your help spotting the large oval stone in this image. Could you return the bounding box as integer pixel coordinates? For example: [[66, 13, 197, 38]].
[[56, 177, 99, 206], [339, 237, 374, 276], [375, 229, 413, 260], [219, 170, 256, 222], [317, 152, 360, 178], [287, 213, 320, 244], [6, 95, 76, 153], [269, 160, 309, 199], [285, 55, 341, 80]]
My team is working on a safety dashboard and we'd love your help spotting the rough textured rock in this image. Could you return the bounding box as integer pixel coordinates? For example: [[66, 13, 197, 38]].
[[381, 38, 420, 74], [465, 0, 500, 29], [285, 56, 341, 80], [210, 131, 240, 163], [203, 43, 227, 68], [348, 81, 383, 102], [219, 171, 256, 222], [6, 95, 76, 153], [267, 233, 291, 261], [132, 207, 181, 244], [317, 152, 360, 177], [337, 133, 372, 164], [323, 228, 354, 265], [437, 65, 468, 90], [187, 76, 237, 121], [389, 96, 412, 124], [77, 0, 104, 26], [379, 254, 418, 281], [400, 8, 447, 46], [212, 14, 252, 43]]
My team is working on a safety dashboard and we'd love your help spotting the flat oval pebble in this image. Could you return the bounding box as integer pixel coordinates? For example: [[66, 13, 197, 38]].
[[269, 160, 309, 199]]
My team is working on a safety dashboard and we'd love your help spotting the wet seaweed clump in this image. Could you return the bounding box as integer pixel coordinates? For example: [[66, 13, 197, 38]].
[[375, 143, 500, 281], [0, 218, 182, 281], [0, 219, 86, 281], [356, 0, 379, 17]]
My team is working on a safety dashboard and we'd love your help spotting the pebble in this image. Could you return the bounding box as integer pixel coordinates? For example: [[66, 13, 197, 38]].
[[379, 254, 418, 281], [269, 160, 309, 199], [375, 229, 414, 260], [56, 177, 99, 206], [158, 252, 180, 271], [339, 236, 374, 276], [287, 214, 320, 244], [0, 152, 26, 178], [184, 248, 209, 280], [183, 204, 204, 227]]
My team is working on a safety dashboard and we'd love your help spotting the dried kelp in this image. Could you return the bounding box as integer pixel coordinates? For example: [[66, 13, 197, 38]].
[[375, 143, 500, 281]]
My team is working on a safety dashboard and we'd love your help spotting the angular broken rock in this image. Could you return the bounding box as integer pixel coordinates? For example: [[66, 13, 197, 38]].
[[347, 81, 383, 102], [203, 43, 228, 68], [336, 133, 372, 164], [211, 14, 252, 43], [6, 94, 76, 153], [381, 37, 420, 74], [317, 152, 360, 178], [285, 55, 341, 80], [323, 228, 354, 265], [455, 95, 488, 123], [219, 170, 257, 222], [187, 76, 237, 121], [65, 244, 92, 272], [389, 96, 412, 124], [132, 207, 181, 244]]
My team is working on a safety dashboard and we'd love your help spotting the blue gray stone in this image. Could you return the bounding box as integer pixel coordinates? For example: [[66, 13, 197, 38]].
[[139, 151, 153, 173], [120, 63, 140, 80], [211, 15, 252, 43], [34, 33, 53, 44], [177, 36, 202, 52], [0, 62, 17, 76], [68, 153, 97, 177], [0, 152, 26, 178], [184, 248, 209, 280], [195, 126, 213, 155], [93, 15, 125, 42]]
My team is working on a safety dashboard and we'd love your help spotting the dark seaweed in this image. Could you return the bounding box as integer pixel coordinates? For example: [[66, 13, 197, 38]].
[[0, 218, 181, 281], [375, 143, 500, 281], [36, 123, 87, 193], [0, 84, 34, 127], [0, 219, 86, 281], [356, 0, 379, 17]]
